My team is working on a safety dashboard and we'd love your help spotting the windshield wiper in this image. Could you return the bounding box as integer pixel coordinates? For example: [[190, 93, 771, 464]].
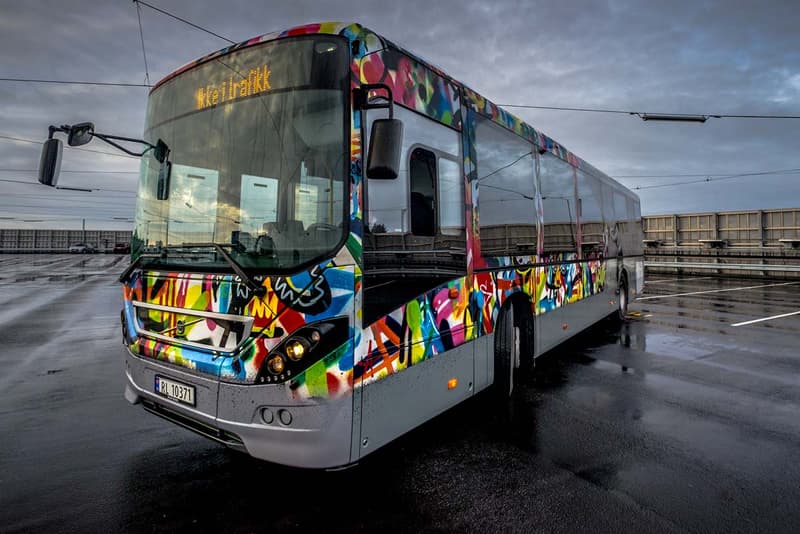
[[161, 242, 267, 297]]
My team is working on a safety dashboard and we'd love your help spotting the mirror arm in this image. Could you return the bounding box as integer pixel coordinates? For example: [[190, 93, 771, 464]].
[[91, 132, 157, 158], [47, 124, 71, 140], [354, 83, 395, 118]]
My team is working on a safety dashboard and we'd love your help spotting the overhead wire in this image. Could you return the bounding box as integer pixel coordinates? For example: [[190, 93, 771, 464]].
[[135, 0, 151, 86], [0, 134, 140, 159], [615, 167, 800, 180], [132, 0, 235, 44], [0, 178, 137, 194], [617, 172, 752, 178], [0, 169, 137, 174], [630, 168, 800, 191], [0, 77, 151, 87], [496, 103, 800, 120], [3, 1, 238, 89], [0, 202, 135, 210]]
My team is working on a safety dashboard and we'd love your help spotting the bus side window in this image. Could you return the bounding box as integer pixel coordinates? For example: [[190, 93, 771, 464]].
[[577, 169, 604, 256], [409, 148, 436, 236], [475, 115, 537, 256], [539, 152, 578, 254]]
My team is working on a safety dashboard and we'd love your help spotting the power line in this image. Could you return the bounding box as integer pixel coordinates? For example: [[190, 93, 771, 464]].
[[631, 168, 800, 191], [1, 195, 136, 202], [617, 172, 737, 178], [0, 178, 41, 186], [135, 0, 151, 86], [615, 167, 800, 179], [0, 215, 133, 222], [0, 203, 134, 211], [3, 2, 235, 89], [133, 0, 235, 44], [0, 77, 151, 88], [0, 134, 140, 159], [0, 178, 138, 194], [498, 104, 631, 115], [0, 134, 42, 144], [0, 169, 138, 174], [2, 186, 137, 195], [497, 103, 800, 120]]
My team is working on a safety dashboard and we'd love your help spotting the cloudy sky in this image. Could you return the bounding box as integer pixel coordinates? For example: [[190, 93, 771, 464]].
[[1, 0, 798, 230]]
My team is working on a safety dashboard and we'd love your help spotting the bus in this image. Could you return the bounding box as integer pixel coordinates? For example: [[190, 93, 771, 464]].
[[38, 21, 643, 469]]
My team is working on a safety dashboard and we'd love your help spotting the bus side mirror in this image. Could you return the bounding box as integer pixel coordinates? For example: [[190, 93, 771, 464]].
[[367, 118, 403, 180], [38, 138, 63, 187], [67, 122, 94, 147]]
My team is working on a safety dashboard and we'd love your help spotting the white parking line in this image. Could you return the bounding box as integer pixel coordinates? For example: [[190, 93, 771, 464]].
[[732, 310, 800, 327], [637, 281, 800, 301], [645, 276, 712, 285]]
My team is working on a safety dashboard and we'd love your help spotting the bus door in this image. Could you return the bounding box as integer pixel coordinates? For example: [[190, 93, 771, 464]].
[[357, 105, 472, 458]]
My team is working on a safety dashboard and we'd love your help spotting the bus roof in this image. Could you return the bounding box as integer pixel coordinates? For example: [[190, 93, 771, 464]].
[[153, 21, 637, 202]]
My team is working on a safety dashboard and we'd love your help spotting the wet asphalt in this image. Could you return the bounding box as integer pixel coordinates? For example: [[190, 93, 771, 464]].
[[1, 255, 799, 533]]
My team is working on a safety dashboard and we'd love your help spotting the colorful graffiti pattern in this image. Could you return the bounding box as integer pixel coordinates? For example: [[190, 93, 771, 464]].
[[354, 256, 606, 385], [355, 47, 462, 129]]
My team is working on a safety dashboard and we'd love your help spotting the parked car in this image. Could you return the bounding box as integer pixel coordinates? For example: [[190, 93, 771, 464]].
[[68, 243, 97, 253], [112, 243, 131, 254]]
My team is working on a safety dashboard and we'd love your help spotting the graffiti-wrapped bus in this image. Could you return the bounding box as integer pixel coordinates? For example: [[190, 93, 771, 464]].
[[39, 22, 643, 468]]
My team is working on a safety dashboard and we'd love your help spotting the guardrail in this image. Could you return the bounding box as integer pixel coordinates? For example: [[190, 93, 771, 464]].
[[645, 261, 800, 273], [643, 209, 800, 279], [643, 208, 800, 247]]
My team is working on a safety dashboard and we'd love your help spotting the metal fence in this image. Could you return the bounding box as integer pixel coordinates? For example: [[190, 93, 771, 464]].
[[643, 208, 800, 278], [0, 228, 132, 253]]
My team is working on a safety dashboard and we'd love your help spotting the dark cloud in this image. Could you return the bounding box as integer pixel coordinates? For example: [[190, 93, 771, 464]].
[[0, 0, 797, 229]]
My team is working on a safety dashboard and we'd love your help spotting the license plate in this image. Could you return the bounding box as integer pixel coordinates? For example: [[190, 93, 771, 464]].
[[155, 375, 196, 406]]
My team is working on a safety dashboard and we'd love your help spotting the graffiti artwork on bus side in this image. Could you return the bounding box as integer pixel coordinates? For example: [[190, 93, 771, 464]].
[[355, 276, 477, 385], [353, 46, 462, 129], [533, 255, 606, 314], [354, 254, 607, 385]]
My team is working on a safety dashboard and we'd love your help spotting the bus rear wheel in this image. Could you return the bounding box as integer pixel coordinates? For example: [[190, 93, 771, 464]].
[[617, 274, 629, 322], [494, 305, 519, 398]]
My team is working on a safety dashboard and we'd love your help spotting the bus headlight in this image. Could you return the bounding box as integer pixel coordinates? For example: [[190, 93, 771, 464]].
[[255, 317, 350, 384], [267, 354, 286, 374], [285, 338, 309, 361]]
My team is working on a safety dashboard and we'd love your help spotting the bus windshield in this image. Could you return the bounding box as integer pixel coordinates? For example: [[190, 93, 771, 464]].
[[132, 36, 349, 271]]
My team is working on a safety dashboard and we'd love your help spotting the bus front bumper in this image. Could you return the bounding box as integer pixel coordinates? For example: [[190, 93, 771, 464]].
[[123, 349, 354, 469]]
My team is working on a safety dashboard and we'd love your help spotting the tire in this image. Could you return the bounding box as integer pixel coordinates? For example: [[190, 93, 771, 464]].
[[617, 274, 629, 322], [494, 305, 519, 398]]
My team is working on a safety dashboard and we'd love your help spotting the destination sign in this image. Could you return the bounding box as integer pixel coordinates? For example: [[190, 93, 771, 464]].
[[195, 65, 272, 110], [146, 37, 348, 129]]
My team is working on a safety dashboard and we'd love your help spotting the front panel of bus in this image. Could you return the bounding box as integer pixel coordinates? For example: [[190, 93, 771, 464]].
[[121, 35, 359, 468]]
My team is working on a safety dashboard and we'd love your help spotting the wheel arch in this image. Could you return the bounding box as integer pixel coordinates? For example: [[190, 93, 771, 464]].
[[618, 263, 629, 289]]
